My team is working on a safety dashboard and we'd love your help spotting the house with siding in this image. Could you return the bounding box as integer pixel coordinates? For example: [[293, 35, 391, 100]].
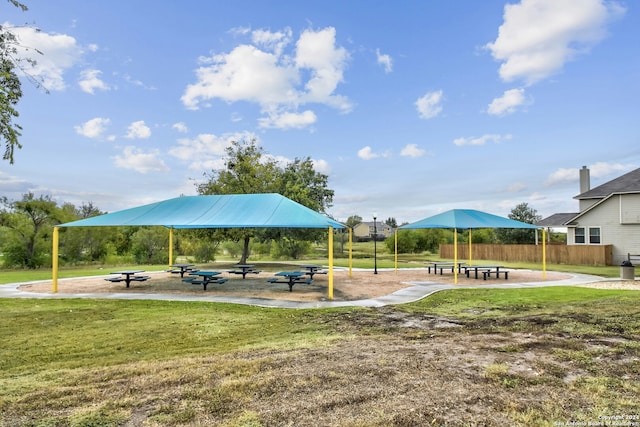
[[353, 221, 393, 241], [538, 166, 640, 265]]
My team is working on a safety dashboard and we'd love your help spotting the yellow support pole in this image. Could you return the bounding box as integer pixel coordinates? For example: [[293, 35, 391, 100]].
[[348, 227, 353, 278], [542, 228, 547, 280], [328, 226, 334, 300], [169, 227, 174, 266], [52, 226, 59, 293], [468, 229, 472, 265], [394, 230, 398, 274], [454, 228, 458, 284]]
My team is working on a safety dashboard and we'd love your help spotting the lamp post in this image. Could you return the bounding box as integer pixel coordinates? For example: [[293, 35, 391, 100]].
[[373, 214, 378, 274]]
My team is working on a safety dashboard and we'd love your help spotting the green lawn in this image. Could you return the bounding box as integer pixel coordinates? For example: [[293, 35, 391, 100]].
[[1, 285, 638, 425]]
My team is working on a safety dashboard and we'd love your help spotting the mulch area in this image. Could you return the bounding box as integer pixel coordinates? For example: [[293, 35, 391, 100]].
[[18, 268, 580, 302]]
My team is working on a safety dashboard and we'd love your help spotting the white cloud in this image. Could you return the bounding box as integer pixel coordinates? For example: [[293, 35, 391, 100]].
[[400, 144, 425, 158], [6, 24, 83, 91], [544, 162, 632, 186], [487, 88, 528, 116], [358, 146, 379, 160], [172, 122, 188, 133], [113, 146, 169, 173], [485, 0, 625, 85], [125, 121, 151, 139], [415, 90, 443, 119], [453, 134, 512, 146], [376, 48, 393, 73], [181, 27, 351, 130], [251, 28, 292, 56], [258, 110, 317, 129], [78, 69, 110, 94], [312, 159, 331, 174], [295, 27, 351, 110], [74, 117, 111, 139], [168, 131, 257, 171]]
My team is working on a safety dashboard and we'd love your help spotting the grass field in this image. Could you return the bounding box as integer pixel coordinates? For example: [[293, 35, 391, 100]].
[[1, 273, 639, 426]]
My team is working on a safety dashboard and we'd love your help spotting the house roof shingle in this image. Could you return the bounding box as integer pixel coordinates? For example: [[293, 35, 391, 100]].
[[576, 167, 640, 199], [536, 212, 579, 227]]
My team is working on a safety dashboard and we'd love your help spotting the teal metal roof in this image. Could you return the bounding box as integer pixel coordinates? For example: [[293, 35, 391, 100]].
[[400, 209, 539, 230], [59, 193, 344, 229]]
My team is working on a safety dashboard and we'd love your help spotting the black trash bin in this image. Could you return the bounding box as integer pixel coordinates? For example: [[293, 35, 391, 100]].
[[620, 260, 635, 280]]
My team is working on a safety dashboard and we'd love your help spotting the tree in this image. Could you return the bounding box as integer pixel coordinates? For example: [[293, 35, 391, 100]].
[[385, 217, 398, 229], [1, 1, 44, 164], [0, 193, 61, 268], [495, 202, 541, 244], [197, 139, 335, 262], [345, 215, 362, 229]]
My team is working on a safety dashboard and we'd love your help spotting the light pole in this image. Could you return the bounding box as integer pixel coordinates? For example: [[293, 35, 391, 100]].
[[373, 214, 378, 274]]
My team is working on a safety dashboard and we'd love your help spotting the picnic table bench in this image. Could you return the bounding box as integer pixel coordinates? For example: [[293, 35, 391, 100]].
[[228, 264, 261, 279], [182, 271, 227, 290], [167, 263, 198, 278], [105, 270, 149, 288], [300, 264, 327, 279], [268, 271, 313, 292], [463, 265, 509, 280], [427, 261, 466, 275]]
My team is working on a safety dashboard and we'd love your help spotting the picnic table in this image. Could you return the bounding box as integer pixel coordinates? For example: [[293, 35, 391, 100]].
[[267, 271, 313, 292], [228, 264, 261, 279], [183, 271, 227, 290], [427, 261, 466, 275], [105, 270, 150, 288], [462, 265, 509, 280], [300, 264, 327, 279], [168, 263, 196, 278]]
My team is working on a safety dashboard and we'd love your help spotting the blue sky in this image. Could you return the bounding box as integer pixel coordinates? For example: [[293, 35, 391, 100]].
[[2, 0, 639, 223]]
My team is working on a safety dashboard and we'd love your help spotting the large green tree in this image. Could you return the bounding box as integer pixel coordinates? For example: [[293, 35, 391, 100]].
[[495, 202, 541, 244], [197, 139, 334, 262], [1, 1, 43, 164], [0, 193, 61, 268]]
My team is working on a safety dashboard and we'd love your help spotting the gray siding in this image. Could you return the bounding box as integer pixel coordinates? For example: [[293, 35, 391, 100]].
[[569, 194, 640, 264]]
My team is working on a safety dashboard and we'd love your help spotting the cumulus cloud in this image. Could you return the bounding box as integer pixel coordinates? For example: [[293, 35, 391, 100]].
[[125, 121, 151, 139], [487, 88, 528, 116], [312, 159, 331, 174], [5, 24, 83, 91], [181, 27, 351, 130], [485, 0, 625, 85], [74, 117, 111, 139], [172, 122, 188, 133], [78, 69, 110, 94], [258, 110, 317, 129], [376, 49, 393, 73], [415, 90, 443, 119], [453, 134, 512, 146], [113, 146, 169, 173], [545, 162, 632, 186], [400, 144, 426, 158], [358, 146, 378, 160], [168, 131, 257, 171]]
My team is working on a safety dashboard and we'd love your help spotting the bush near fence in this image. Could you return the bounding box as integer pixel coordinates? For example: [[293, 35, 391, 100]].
[[440, 243, 613, 266]]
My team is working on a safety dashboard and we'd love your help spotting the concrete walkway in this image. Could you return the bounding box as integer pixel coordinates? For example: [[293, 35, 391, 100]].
[[0, 270, 610, 309]]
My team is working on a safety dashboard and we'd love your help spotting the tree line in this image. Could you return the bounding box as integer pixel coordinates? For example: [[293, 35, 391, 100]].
[[0, 138, 549, 269]]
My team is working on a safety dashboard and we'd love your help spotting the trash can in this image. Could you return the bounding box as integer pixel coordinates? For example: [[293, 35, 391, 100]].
[[620, 260, 635, 280]]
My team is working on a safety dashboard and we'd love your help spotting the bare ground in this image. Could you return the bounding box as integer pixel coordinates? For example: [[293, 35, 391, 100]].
[[11, 268, 640, 426], [19, 267, 634, 302]]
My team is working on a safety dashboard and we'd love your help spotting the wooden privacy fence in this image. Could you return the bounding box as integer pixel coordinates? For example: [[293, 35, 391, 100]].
[[440, 244, 613, 266]]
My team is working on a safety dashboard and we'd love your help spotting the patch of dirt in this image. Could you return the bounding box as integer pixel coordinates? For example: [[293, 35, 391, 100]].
[[17, 268, 582, 301]]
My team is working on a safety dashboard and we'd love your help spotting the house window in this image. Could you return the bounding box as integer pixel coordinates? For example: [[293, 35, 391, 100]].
[[589, 227, 601, 244], [575, 227, 585, 244]]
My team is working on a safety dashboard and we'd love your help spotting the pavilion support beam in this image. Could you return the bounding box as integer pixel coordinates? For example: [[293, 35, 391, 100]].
[[52, 226, 59, 293], [328, 226, 334, 300]]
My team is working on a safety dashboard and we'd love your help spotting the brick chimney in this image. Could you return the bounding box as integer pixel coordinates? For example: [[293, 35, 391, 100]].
[[579, 165, 590, 194]]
